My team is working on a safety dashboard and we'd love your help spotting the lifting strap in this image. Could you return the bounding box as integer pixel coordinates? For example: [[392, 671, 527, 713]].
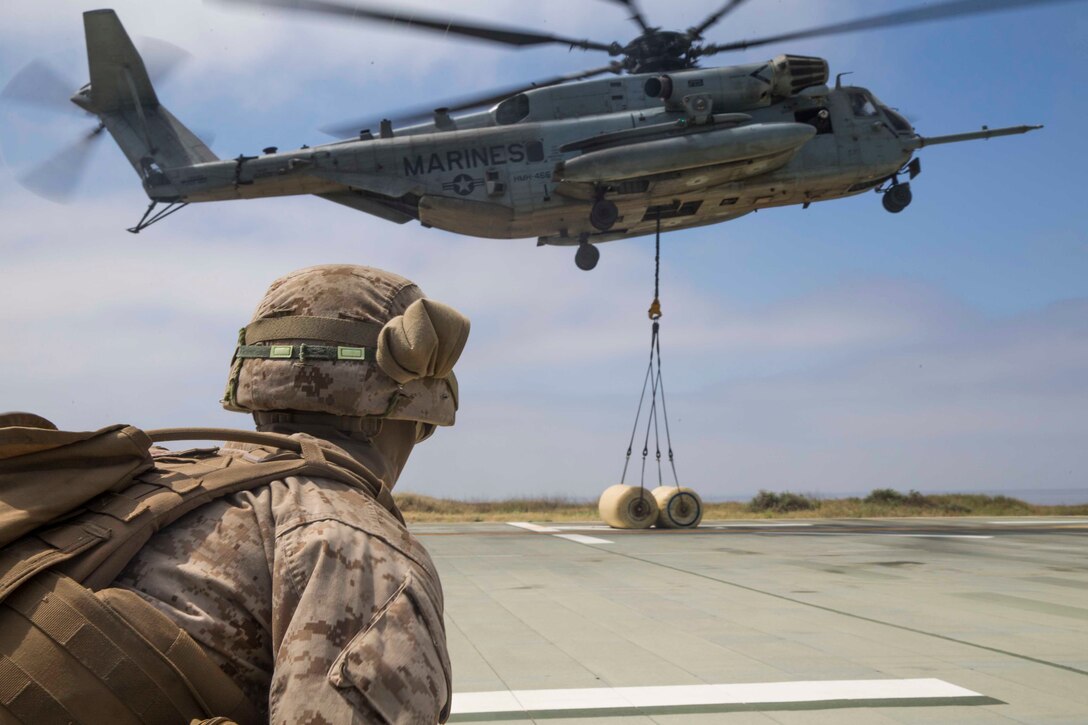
[[620, 217, 681, 493]]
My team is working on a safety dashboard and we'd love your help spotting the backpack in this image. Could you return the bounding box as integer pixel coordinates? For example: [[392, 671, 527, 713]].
[[0, 413, 403, 725], [0, 416, 402, 601]]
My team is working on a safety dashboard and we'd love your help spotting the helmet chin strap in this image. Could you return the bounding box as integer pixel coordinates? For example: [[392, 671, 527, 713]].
[[253, 411, 383, 437]]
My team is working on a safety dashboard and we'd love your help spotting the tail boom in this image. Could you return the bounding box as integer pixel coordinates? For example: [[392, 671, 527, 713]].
[[82, 9, 217, 199]]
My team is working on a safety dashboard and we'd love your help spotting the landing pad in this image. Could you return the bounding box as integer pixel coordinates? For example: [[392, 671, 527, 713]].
[[413, 517, 1088, 723]]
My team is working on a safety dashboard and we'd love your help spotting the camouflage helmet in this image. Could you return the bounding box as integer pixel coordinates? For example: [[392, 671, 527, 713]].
[[223, 265, 469, 430]]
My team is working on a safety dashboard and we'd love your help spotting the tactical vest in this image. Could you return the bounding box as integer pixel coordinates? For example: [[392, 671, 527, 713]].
[[0, 418, 402, 724]]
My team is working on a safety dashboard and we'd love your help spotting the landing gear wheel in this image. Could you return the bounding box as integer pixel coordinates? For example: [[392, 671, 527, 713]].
[[651, 486, 704, 529], [575, 242, 600, 271], [589, 199, 619, 231], [882, 183, 912, 213], [599, 484, 659, 529]]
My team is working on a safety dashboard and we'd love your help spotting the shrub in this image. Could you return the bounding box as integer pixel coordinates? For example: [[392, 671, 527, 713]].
[[904, 489, 931, 507], [749, 490, 780, 512], [749, 490, 818, 513], [865, 488, 906, 505]]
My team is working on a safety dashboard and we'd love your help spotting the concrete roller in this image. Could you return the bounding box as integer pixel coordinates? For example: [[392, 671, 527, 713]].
[[651, 486, 703, 529], [598, 484, 659, 529]]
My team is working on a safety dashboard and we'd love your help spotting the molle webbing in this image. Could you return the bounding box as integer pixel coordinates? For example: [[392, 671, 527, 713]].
[[243, 316, 384, 346], [0, 571, 255, 724], [235, 344, 374, 362]]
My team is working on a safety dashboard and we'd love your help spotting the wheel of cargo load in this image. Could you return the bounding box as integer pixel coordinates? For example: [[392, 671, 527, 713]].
[[575, 242, 600, 271], [589, 199, 619, 231], [651, 486, 703, 529], [599, 484, 659, 529]]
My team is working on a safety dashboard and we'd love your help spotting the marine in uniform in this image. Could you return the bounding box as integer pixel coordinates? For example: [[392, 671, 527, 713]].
[[112, 264, 470, 723]]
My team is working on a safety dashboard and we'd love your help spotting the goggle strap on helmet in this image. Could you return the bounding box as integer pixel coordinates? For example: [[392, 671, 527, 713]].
[[244, 316, 384, 347]]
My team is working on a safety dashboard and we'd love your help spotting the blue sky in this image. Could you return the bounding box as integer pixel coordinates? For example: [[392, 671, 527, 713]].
[[1, 0, 1086, 502]]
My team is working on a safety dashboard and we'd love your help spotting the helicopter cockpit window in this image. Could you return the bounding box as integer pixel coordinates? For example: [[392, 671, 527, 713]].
[[867, 91, 913, 134], [883, 107, 913, 134], [495, 94, 530, 125], [849, 91, 878, 117]]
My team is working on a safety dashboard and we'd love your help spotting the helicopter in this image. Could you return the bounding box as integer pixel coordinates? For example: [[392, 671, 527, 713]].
[[2, 1, 1069, 271]]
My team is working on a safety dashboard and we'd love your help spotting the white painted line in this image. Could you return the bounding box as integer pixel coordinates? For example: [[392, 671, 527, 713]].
[[507, 522, 560, 533], [553, 533, 614, 545], [989, 520, 1088, 525], [889, 534, 993, 539], [451, 678, 982, 715], [552, 525, 615, 531], [708, 522, 814, 528]]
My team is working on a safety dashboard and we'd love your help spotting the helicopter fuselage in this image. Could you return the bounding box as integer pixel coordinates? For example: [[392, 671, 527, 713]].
[[96, 46, 1032, 259], [25, 8, 1046, 266], [151, 57, 913, 247]]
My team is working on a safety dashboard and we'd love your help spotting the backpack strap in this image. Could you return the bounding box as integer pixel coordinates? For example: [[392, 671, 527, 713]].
[[146, 428, 402, 523]]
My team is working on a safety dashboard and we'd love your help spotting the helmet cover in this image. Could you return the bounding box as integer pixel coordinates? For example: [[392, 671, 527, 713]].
[[223, 265, 468, 427]]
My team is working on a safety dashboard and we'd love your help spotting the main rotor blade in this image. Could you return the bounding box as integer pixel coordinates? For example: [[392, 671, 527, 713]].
[[321, 62, 622, 138], [700, 0, 1087, 55], [689, 0, 751, 39], [0, 60, 79, 114], [214, 0, 616, 52], [603, 0, 651, 32], [18, 123, 105, 203]]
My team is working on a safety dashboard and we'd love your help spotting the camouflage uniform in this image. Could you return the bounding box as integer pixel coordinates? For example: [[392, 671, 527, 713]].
[[114, 266, 469, 724]]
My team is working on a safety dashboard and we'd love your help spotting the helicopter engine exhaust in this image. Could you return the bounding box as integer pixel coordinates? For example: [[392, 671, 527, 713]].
[[558, 122, 816, 183], [644, 55, 829, 112]]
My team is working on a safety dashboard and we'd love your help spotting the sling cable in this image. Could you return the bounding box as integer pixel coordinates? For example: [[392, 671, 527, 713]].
[[598, 217, 704, 530]]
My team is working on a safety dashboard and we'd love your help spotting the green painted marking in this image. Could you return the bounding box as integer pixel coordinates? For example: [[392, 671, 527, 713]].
[[269, 345, 293, 358]]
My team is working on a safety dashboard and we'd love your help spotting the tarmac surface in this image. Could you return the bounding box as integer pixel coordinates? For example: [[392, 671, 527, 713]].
[[413, 517, 1088, 724]]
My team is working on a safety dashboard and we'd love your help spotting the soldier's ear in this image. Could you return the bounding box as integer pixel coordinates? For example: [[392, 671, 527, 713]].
[[377, 298, 470, 384]]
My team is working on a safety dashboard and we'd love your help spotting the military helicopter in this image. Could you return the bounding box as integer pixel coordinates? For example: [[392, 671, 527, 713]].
[[3, 1, 1069, 271]]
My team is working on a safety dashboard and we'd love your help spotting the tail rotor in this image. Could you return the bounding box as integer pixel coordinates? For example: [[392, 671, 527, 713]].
[[1, 34, 196, 203], [0, 59, 104, 203], [17, 122, 107, 203]]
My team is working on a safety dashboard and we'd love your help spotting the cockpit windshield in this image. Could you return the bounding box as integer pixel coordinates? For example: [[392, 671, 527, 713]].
[[849, 89, 913, 134], [849, 90, 878, 117], [883, 107, 913, 134]]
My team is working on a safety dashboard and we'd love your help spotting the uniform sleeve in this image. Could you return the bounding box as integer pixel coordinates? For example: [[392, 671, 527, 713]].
[[269, 514, 452, 725]]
